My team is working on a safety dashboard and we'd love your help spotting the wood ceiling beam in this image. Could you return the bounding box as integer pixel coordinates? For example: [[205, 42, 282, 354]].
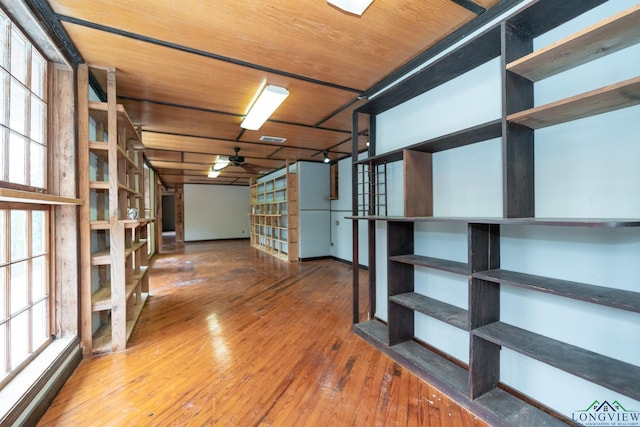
[[54, 14, 365, 94], [449, 0, 485, 16], [141, 130, 345, 157], [120, 95, 352, 134]]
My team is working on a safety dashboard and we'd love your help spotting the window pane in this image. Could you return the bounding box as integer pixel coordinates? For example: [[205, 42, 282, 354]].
[[10, 310, 28, 369], [30, 141, 45, 188], [8, 132, 26, 185], [9, 29, 27, 84], [31, 210, 45, 256], [10, 210, 26, 260], [32, 300, 48, 349], [0, 209, 5, 263], [30, 50, 45, 99], [0, 323, 6, 377], [10, 261, 27, 314], [0, 70, 7, 126], [0, 266, 5, 319], [9, 79, 27, 135], [31, 256, 46, 301], [30, 97, 45, 144], [0, 13, 9, 70], [0, 127, 4, 181]]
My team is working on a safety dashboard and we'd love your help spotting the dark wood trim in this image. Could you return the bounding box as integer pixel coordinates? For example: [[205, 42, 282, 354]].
[[55, 14, 363, 94], [358, 26, 502, 115], [449, 0, 486, 15], [507, 0, 608, 38], [351, 111, 360, 324], [21, 0, 83, 65], [360, 0, 522, 100]]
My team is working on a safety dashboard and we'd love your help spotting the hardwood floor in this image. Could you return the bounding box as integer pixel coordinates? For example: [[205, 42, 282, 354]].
[[38, 240, 487, 426]]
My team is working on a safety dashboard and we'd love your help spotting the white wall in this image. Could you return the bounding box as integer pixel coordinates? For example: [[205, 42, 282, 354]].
[[372, 0, 640, 417], [298, 161, 331, 258], [183, 184, 249, 241]]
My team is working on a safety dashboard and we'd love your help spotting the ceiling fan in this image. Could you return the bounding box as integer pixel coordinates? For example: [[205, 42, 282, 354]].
[[211, 147, 261, 175]]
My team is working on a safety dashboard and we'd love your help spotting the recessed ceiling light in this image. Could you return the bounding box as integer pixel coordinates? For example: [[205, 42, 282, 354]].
[[260, 135, 287, 143], [241, 84, 289, 131], [328, 0, 374, 15]]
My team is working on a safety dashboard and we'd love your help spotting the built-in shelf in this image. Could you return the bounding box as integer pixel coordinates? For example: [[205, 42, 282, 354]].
[[250, 166, 298, 262], [507, 5, 640, 82], [350, 2, 640, 424], [390, 293, 469, 330], [473, 321, 640, 401], [91, 293, 148, 354], [389, 254, 469, 275], [508, 76, 640, 129], [91, 279, 139, 312], [354, 119, 502, 166], [353, 320, 567, 427], [474, 269, 640, 313], [80, 64, 154, 355]]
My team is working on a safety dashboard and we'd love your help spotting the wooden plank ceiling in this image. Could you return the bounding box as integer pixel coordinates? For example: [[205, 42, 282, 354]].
[[45, 0, 501, 187]]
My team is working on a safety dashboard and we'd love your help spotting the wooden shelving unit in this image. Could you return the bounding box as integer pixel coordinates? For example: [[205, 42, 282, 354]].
[[78, 64, 154, 355], [249, 163, 298, 261], [350, 1, 640, 425]]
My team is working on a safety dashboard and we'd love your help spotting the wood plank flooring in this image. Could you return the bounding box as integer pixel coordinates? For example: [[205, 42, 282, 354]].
[[38, 239, 488, 426]]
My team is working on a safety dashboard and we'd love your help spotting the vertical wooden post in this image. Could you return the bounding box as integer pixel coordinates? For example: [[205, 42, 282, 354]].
[[174, 184, 184, 242], [502, 22, 534, 218], [76, 64, 93, 356], [468, 223, 500, 399], [155, 177, 163, 253], [351, 111, 360, 324]]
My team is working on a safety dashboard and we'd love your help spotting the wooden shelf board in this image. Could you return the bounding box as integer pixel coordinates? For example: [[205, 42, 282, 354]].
[[472, 321, 640, 401], [474, 269, 640, 313], [508, 5, 640, 82], [88, 100, 139, 141], [133, 266, 149, 282], [347, 216, 640, 227], [0, 188, 82, 205], [508, 76, 640, 129], [389, 254, 469, 275], [122, 217, 155, 228], [90, 220, 110, 230], [353, 320, 567, 427], [91, 279, 140, 312], [90, 250, 111, 265], [92, 293, 148, 354], [474, 387, 567, 427], [131, 240, 148, 252], [355, 119, 502, 166], [89, 181, 109, 190], [390, 292, 469, 330]]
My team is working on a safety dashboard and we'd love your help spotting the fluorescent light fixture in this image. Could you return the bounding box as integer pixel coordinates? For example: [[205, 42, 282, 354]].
[[208, 168, 220, 178], [213, 155, 230, 171], [241, 84, 289, 130], [327, 0, 374, 15], [323, 151, 331, 164]]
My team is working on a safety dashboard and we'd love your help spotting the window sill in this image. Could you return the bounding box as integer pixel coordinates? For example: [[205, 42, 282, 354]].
[[0, 188, 82, 205], [0, 336, 81, 425]]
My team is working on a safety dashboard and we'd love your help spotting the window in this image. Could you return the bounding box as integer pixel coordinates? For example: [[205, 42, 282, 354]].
[[0, 9, 50, 387]]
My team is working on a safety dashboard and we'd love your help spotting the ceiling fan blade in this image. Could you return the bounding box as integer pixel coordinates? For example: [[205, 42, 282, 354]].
[[240, 163, 260, 174]]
